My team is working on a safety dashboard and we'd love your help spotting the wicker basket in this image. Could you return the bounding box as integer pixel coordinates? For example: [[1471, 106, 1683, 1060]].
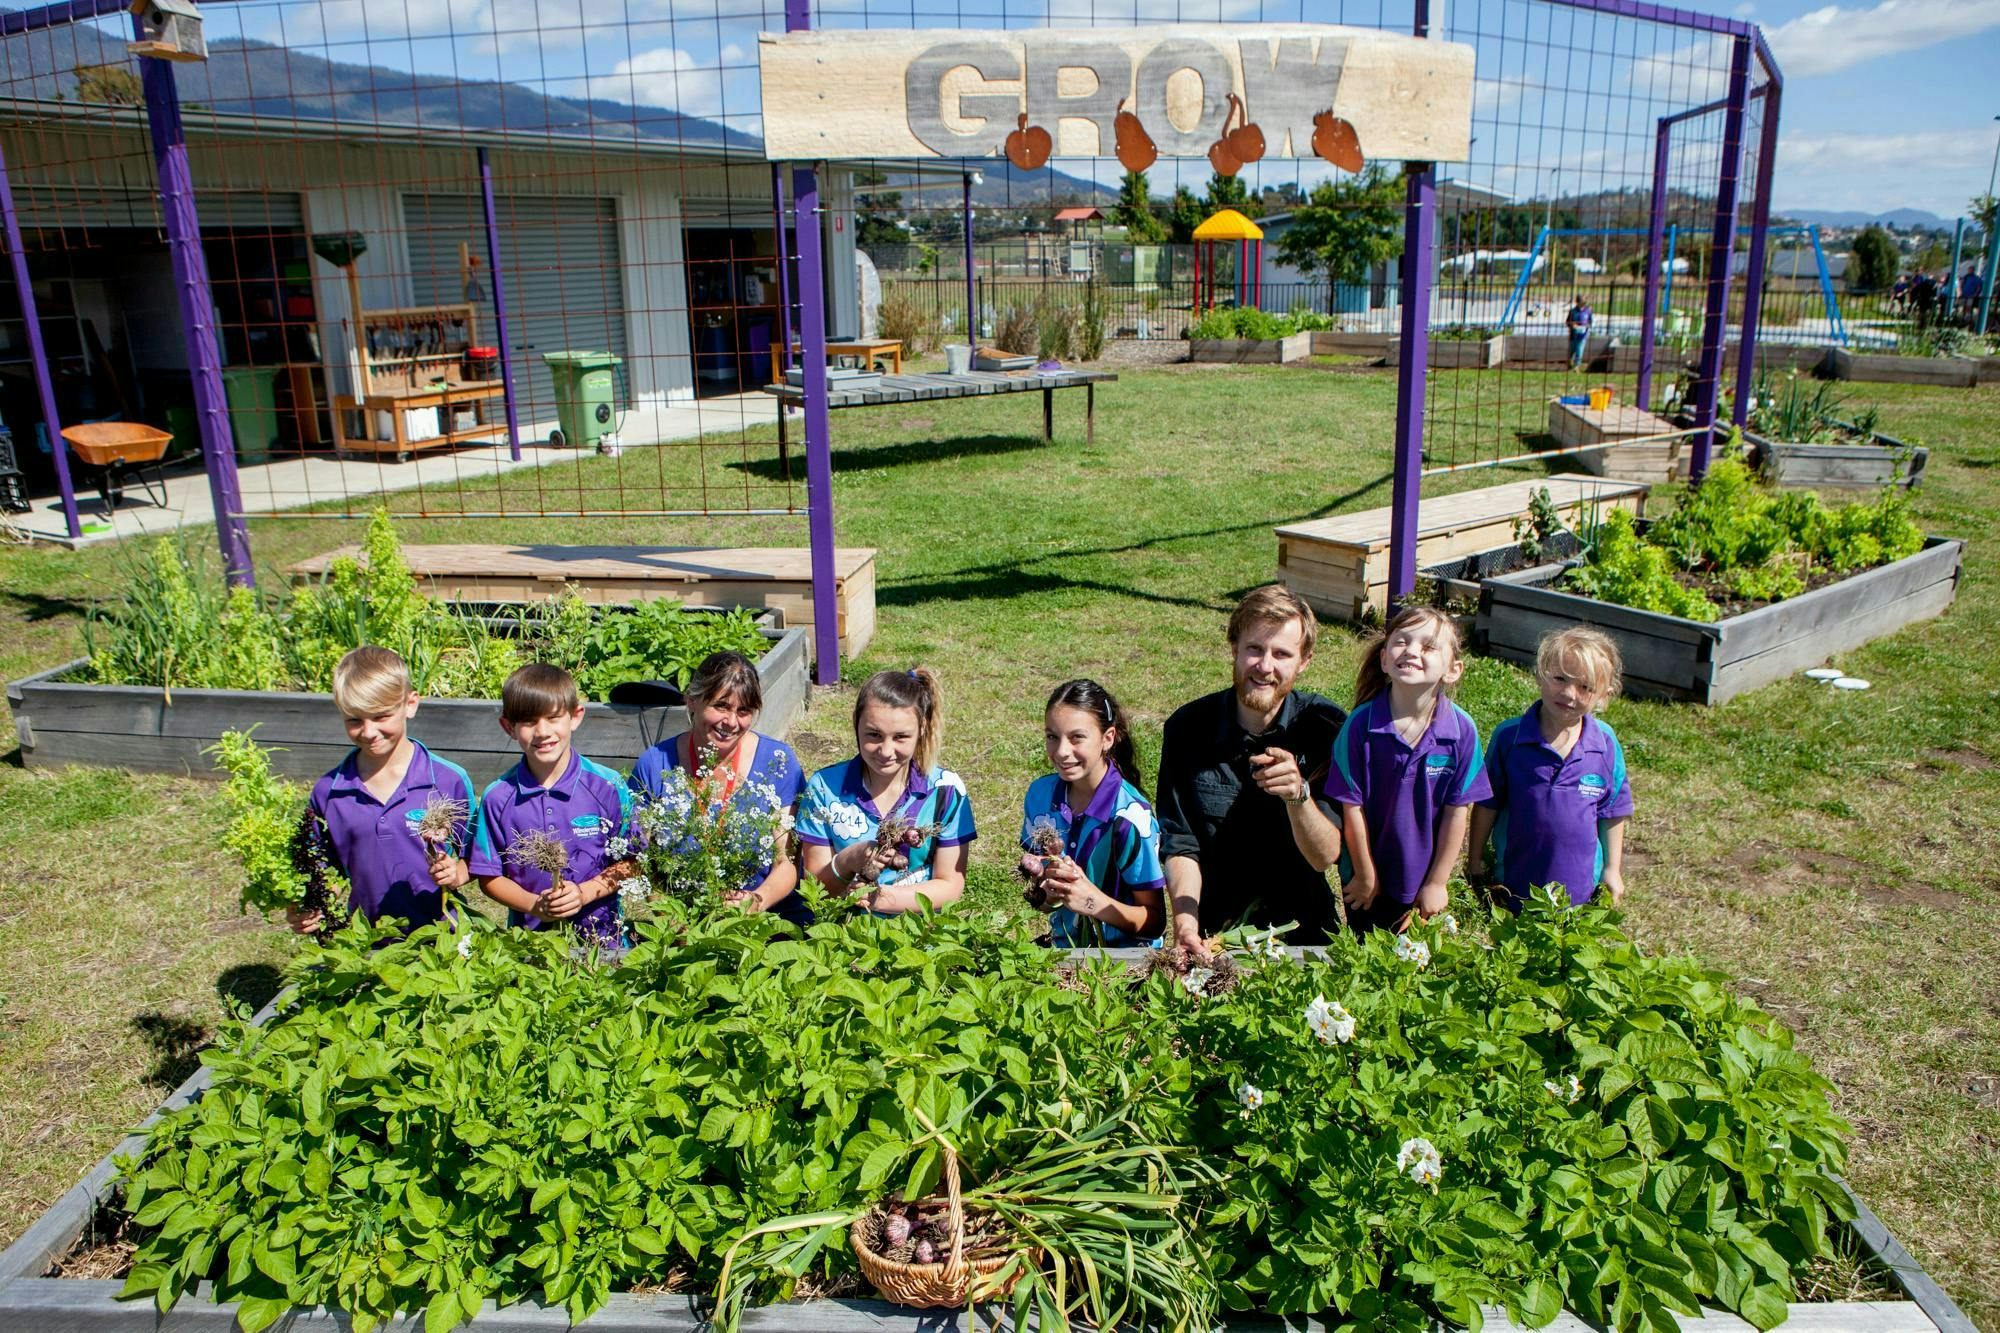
[[848, 1147, 1031, 1309]]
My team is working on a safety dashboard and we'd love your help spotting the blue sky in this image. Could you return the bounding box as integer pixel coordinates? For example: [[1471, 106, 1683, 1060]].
[[127, 0, 2000, 220]]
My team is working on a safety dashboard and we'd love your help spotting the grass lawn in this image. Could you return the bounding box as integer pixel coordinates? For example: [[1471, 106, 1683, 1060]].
[[1, 365, 1996, 1325]]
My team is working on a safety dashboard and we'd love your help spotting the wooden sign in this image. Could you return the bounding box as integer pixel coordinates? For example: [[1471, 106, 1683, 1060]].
[[758, 25, 1474, 168]]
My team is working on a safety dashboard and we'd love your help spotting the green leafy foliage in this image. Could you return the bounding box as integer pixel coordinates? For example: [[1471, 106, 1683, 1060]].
[[1564, 512, 1720, 622], [1188, 306, 1299, 340], [1568, 456, 1926, 617], [116, 895, 1853, 1332], [207, 730, 347, 926], [81, 510, 766, 700]]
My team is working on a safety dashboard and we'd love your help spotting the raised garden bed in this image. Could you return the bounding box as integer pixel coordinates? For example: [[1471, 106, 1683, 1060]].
[[7, 622, 809, 786], [1474, 537, 1964, 705], [1386, 334, 1505, 369], [1827, 349, 1978, 388], [1308, 330, 1392, 359], [1188, 331, 1311, 364], [1746, 429, 1928, 492], [0, 945, 1970, 1333]]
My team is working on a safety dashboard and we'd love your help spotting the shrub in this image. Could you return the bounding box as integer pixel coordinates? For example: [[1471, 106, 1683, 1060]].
[[1075, 282, 1109, 360], [993, 298, 1039, 356], [1035, 297, 1076, 360], [117, 894, 1853, 1333], [1188, 306, 1296, 340], [874, 288, 938, 356]]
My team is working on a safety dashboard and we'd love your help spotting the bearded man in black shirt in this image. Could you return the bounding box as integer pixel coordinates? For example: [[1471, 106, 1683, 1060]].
[[1155, 585, 1348, 947]]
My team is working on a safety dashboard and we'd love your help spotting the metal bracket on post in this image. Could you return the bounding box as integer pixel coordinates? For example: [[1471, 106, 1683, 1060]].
[[136, 15, 253, 584], [1689, 34, 1752, 479]]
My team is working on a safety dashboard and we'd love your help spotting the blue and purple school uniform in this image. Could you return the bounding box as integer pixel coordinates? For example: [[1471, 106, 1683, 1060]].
[[307, 740, 481, 932], [1018, 765, 1166, 948], [468, 750, 634, 944], [629, 731, 805, 922], [1477, 703, 1634, 907], [795, 758, 976, 905], [1323, 693, 1491, 931]]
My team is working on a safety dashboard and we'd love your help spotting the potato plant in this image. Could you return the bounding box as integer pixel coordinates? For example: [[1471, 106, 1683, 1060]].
[[115, 893, 1852, 1333]]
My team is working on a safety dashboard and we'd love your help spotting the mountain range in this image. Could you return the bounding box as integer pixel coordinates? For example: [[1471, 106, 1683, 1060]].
[[1776, 208, 1951, 230]]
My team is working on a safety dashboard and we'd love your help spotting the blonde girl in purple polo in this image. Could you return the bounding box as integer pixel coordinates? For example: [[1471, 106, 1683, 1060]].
[[1323, 607, 1490, 934], [797, 668, 976, 913], [293, 647, 480, 936], [1468, 627, 1634, 908]]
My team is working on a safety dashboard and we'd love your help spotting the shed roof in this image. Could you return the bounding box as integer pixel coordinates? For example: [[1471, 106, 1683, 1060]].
[[1053, 206, 1105, 222], [1193, 208, 1263, 241]]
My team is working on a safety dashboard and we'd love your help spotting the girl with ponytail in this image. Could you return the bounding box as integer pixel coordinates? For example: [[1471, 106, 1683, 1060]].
[[796, 667, 976, 914], [1017, 679, 1166, 947]]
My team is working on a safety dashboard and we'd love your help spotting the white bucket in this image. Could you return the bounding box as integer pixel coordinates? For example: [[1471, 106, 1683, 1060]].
[[945, 343, 973, 374], [598, 432, 624, 458]]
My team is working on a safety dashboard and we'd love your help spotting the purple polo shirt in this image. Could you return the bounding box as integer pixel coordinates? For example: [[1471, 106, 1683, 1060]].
[[308, 741, 480, 931], [1478, 704, 1634, 906], [469, 750, 634, 943], [1323, 693, 1491, 908]]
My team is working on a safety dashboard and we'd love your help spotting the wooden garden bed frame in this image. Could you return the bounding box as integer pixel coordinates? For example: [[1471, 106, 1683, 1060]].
[[1743, 428, 1928, 492], [0, 949, 1972, 1332], [1188, 333, 1312, 364], [1474, 537, 1964, 705], [6, 625, 810, 787]]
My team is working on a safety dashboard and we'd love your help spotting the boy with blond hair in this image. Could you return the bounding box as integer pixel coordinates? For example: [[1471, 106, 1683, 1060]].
[[291, 646, 480, 935], [1468, 627, 1634, 907]]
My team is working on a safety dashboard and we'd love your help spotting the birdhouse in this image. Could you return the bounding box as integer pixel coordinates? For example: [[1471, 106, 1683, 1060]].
[[127, 0, 206, 62]]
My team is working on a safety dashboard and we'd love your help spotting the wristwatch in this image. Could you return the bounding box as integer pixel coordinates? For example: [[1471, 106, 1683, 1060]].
[[1287, 780, 1311, 806]]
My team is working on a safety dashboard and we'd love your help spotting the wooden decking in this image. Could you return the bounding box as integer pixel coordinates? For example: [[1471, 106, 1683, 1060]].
[[762, 369, 1114, 464]]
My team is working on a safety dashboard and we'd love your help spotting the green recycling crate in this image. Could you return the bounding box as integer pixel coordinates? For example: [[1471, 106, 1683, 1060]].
[[543, 350, 622, 449], [220, 366, 280, 462]]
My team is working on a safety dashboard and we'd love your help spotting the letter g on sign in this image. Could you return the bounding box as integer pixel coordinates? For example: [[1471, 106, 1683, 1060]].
[[907, 41, 1021, 157]]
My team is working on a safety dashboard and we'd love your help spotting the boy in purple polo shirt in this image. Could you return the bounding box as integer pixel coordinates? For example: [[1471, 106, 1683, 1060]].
[[289, 646, 479, 936], [1324, 608, 1490, 934], [470, 664, 635, 948], [1469, 627, 1633, 908]]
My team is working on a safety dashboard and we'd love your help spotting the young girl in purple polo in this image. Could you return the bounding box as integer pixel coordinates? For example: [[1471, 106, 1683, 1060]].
[[290, 646, 480, 936], [628, 650, 805, 922], [1017, 679, 1166, 948], [469, 663, 635, 948], [797, 668, 975, 913], [1324, 607, 1490, 934], [1468, 627, 1634, 908]]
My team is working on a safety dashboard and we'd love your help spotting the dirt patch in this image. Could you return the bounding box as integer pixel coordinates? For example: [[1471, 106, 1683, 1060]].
[[898, 416, 936, 433], [1096, 339, 1190, 370], [1925, 747, 2000, 774], [50, 1203, 144, 1280], [1964, 1075, 2000, 1110], [1713, 841, 1960, 909]]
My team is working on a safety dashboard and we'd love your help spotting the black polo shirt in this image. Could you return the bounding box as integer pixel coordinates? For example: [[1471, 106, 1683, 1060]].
[[1154, 686, 1349, 944]]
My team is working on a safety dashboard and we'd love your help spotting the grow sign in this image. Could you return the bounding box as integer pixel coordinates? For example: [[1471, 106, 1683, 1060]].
[[758, 25, 1475, 169]]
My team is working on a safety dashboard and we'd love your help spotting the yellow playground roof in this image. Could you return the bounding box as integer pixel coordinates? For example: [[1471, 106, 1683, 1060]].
[[1192, 209, 1264, 241]]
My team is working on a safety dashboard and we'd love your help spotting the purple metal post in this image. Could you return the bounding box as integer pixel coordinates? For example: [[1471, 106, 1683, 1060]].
[[1385, 0, 1436, 612], [477, 148, 522, 461], [962, 172, 977, 347], [771, 163, 792, 375], [0, 143, 81, 538], [137, 34, 253, 584], [787, 0, 839, 683], [1635, 118, 1672, 412], [1688, 34, 1752, 480], [1732, 74, 1781, 427]]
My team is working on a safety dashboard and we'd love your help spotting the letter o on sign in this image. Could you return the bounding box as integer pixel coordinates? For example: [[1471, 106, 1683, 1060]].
[[1135, 38, 1231, 157]]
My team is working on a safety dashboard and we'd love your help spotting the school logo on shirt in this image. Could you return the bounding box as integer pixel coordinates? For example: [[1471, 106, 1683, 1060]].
[[825, 800, 871, 840], [1578, 773, 1609, 802], [570, 814, 609, 838], [403, 809, 429, 838], [1423, 754, 1452, 780]]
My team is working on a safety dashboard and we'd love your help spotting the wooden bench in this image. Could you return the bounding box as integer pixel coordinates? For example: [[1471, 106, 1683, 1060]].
[[289, 544, 878, 659], [1276, 477, 1650, 623], [1548, 401, 1689, 483]]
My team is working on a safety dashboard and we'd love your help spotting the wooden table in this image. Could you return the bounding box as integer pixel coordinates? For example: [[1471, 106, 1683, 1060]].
[[789, 338, 904, 374], [331, 381, 509, 458], [762, 369, 1115, 477]]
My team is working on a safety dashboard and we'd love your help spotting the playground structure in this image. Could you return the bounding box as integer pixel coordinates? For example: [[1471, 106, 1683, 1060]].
[[0, 0, 1789, 685]]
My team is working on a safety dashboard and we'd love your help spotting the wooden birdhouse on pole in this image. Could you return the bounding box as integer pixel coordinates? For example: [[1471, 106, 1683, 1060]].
[[127, 0, 206, 62]]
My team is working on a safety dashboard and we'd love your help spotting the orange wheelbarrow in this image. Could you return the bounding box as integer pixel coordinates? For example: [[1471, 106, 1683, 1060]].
[[61, 422, 172, 514]]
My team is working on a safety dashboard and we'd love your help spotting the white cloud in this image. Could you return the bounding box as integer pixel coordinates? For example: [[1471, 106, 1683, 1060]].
[[589, 46, 743, 117], [1778, 128, 1996, 215], [1767, 0, 2000, 77]]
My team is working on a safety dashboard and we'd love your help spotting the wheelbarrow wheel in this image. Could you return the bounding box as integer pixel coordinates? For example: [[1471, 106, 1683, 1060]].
[[548, 428, 567, 448]]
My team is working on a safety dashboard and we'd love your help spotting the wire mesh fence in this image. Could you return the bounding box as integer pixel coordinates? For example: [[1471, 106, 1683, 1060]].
[[0, 0, 1784, 543]]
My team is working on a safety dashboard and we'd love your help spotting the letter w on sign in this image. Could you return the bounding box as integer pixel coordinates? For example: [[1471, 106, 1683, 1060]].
[[758, 25, 1474, 165]]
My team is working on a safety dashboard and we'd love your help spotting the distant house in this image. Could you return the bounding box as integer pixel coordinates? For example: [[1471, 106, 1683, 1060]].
[[1735, 247, 1848, 286]]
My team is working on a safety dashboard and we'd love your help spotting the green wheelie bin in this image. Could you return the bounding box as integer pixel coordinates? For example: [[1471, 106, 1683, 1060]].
[[543, 350, 622, 449]]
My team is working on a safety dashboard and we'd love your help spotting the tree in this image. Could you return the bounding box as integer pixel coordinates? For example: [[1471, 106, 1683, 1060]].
[[1201, 173, 1262, 219], [1850, 224, 1898, 292], [1110, 170, 1166, 243], [1164, 187, 1203, 245], [71, 62, 142, 105], [1971, 193, 1997, 249], [853, 169, 907, 251], [1272, 166, 1406, 309]]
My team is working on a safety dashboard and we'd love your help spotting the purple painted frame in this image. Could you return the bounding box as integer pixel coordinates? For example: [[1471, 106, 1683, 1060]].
[[1733, 75, 1782, 427], [963, 172, 977, 348], [477, 147, 524, 461], [0, 142, 82, 538], [137, 23, 254, 585], [1386, 0, 1436, 616], [787, 0, 842, 685], [1685, 34, 1752, 477]]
